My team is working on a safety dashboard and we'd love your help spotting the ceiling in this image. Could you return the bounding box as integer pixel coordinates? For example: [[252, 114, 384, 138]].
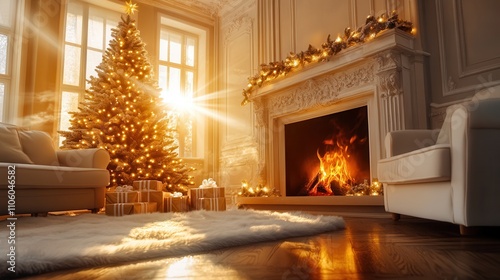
[[151, 0, 241, 17]]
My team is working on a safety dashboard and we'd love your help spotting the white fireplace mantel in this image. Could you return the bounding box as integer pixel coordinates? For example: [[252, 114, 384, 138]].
[[247, 28, 428, 200], [251, 29, 417, 99]]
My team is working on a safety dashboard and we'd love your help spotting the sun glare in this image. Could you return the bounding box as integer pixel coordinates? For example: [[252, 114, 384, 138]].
[[160, 89, 253, 131], [161, 90, 195, 112]]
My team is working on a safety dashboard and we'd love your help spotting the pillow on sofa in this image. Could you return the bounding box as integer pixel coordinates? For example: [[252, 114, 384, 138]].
[[18, 130, 59, 166], [0, 125, 34, 164]]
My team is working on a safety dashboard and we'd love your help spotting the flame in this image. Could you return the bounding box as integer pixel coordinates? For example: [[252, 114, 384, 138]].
[[305, 137, 355, 196]]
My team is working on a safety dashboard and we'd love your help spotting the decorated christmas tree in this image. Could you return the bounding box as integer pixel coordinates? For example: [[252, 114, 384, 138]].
[[59, 1, 194, 193]]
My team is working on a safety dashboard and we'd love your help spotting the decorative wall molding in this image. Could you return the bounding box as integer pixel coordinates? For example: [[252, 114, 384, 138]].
[[218, 1, 261, 189], [252, 99, 267, 128], [223, 15, 253, 42], [376, 50, 403, 98], [435, 0, 500, 97], [375, 50, 401, 72], [266, 62, 376, 117], [454, 0, 500, 78]]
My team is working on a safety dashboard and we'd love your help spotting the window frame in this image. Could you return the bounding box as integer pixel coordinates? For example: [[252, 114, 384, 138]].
[[158, 14, 208, 159], [0, 0, 23, 123], [58, 0, 122, 143]]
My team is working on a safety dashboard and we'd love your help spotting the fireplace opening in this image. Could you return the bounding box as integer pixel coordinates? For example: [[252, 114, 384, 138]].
[[285, 106, 372, 196]]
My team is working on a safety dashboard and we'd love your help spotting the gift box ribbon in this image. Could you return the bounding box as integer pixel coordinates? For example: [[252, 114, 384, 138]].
[[199, 178, 217, 188]]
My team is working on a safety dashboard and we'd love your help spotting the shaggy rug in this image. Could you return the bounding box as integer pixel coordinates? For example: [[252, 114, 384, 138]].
[[0, 209, 344, 278]]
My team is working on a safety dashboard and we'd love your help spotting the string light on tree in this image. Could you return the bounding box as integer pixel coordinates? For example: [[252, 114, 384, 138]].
[[59, 1, 194, 193]]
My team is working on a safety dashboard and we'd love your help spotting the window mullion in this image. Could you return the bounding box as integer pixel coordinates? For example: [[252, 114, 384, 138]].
[[79, 3, 89, 101]]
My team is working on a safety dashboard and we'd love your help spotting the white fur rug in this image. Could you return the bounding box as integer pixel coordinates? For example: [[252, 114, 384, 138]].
[[0, 209, 344, 278]]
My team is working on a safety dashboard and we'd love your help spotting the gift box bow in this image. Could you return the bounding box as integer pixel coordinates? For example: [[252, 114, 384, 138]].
[[199, 178, 217, 188], [115, 185, 133, 192], [172, 192, 183, 197]]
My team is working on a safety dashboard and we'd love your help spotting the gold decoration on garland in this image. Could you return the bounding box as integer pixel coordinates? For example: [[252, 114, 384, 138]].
[[345, 179, 384, 196], [241, 11, 414, 105], [237, 179, 382, 197], [237, 180, 280, 197]]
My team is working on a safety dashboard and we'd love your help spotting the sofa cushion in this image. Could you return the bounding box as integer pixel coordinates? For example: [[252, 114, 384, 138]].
[[19, 130, 59, 166], [378, 144, 451, 184], [0, 125, 34, 164], [0, 163, 110, 188]]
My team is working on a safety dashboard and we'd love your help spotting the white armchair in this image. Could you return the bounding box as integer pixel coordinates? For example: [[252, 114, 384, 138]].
[[378, 85, 500, 234]]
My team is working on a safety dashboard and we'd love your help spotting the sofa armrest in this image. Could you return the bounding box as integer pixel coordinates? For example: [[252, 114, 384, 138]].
[[57, 148, 110, 169], [384, 129, 440, 157]]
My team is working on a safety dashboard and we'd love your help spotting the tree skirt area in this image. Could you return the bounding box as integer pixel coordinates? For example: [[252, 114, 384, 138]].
[[0, 209, 344, 278]]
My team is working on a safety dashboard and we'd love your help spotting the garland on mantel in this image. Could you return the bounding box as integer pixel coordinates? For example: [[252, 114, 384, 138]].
[[241, 11, 414, 105]]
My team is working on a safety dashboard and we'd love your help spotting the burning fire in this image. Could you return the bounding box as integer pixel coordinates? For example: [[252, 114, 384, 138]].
[[305, 135, 362, 196]]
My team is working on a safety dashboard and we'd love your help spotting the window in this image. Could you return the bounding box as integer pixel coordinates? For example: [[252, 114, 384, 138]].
[[159, 16, 207, 158], [59, 0, 121, 143], [0, 0, 17, 122]]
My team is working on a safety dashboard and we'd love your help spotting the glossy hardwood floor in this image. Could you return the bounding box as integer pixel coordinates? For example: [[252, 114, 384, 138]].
[[15, 211, 500, 280]]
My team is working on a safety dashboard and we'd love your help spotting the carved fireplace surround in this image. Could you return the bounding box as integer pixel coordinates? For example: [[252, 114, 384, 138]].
[[237, 29, 427, 209]]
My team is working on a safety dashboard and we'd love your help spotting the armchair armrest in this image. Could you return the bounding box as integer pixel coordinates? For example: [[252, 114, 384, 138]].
[[468, 99, 500, 128], [384, 129, 440, 157], [57, 148, 110, 169]]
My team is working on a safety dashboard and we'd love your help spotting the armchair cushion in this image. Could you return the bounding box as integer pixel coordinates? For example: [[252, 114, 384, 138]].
[[378, 144, 451, 184], [0, 125, 33, 164], [384, 129, 440, 157]]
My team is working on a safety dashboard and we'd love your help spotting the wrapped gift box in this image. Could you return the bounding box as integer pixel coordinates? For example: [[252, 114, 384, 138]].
[[105, 191, 139, 204], [138, 190, 165, 212], [164, 196, 190, 212], [133, 180, 163, 191], [105, 202, 157, 216], [189, 187, 225, 210], [197, 197, 226, 211]]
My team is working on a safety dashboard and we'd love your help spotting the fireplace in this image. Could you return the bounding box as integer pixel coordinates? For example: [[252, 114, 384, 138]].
[[285, 106, 370, 196], [236, 29, 427, 208]]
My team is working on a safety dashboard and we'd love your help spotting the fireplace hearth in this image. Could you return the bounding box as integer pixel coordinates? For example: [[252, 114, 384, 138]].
[[235, 29, 427, 208]]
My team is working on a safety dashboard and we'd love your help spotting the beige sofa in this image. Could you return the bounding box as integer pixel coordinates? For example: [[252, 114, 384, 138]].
[[377, 85, 500, 234], [0, 122, 110, 216]]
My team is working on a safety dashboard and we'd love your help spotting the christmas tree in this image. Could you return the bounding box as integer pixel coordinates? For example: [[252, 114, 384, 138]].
[[59, 1, 194, 193]]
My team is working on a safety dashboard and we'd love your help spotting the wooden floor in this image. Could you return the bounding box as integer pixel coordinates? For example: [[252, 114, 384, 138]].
[[17, 213, 500, 280]]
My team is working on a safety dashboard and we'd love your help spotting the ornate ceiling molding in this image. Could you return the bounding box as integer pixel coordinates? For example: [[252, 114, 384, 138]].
[[154, 0, 242, 17]]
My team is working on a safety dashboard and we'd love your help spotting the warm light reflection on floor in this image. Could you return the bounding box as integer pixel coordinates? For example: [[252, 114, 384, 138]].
[[156, 255, 242, 279], [163, 256, 194, 278]]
